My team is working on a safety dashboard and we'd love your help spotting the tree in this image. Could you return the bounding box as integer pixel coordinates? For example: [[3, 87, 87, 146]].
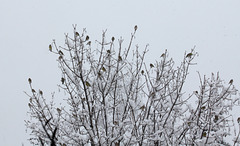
[[25, 25, 240, 145]]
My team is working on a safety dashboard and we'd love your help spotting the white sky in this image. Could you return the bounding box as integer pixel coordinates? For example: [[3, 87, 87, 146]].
[[1, 0, 240, 145]]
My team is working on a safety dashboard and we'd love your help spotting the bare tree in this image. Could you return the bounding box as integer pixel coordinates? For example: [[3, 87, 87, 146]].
[[25, 26, 240, 145]]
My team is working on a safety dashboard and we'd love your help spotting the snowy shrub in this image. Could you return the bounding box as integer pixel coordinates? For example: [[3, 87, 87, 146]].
[[25, 26, 240, 146]]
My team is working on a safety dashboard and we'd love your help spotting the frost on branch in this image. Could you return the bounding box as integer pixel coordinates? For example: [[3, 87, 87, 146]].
[[26, 26, 240, 145]]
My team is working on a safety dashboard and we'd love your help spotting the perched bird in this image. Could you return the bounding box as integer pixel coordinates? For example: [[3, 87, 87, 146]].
[[118, 56, 122, 61], [186, 53, 193, 58], [114, 121, 119, 125], [134, 25, 138, 31], [102, 67, 106, 72], [59, 50, 64, 56], [214, 115, 219, 123], [28, 78, 32, 84], [59, 56, 63, 60], [202, 131, 207, 137], [237, 117, 240, 123], [111, 37, 115, 42], [160, 53, 165, 57], [39, 90, 43, 95], [32, 89, 36, 93], [141, 70, 144, 75], [87, 41, 91, 45], [150, 63, 154, 68], [85, 81, 91, 87], [107, 50, 111, 54], [86, 35, 89, 41], [49, 44, 52, 52], [229, 79, 233, 84], [57, 108, 61, 114], [140, 105, 145, 111], [61, 77, 65, 84], [75, 32, 79, 36]]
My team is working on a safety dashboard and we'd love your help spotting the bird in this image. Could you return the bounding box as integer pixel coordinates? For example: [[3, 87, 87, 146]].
[[186, 53, 193, 58], [87, 41, 91, 45], [85, 81, 91, 87], [229, 79, 233, 84], [118, 56, 122, 61], [202, 131, 207, 137], [102, 67, 106, 72], [214, 115, 219, 123], [59, 50, 64, 56], [140, 105, 145, 111], [134, 25, 138, 31], [59, 56, 63, 60], [39, 90, 43, 95], [49, 45, 52, 52], [57, 108, 61, 114], [28, 78, 32, 84], [237, 117, 240, 123], [114, 121, 119, 125], [61, 77, 65, 84], [150, 63, 154, 68], [86, 35, 89, 41], [111, 37, 115, 42]]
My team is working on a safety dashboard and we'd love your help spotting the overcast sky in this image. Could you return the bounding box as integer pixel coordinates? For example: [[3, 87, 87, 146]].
[[1, 0, 240, 145]]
